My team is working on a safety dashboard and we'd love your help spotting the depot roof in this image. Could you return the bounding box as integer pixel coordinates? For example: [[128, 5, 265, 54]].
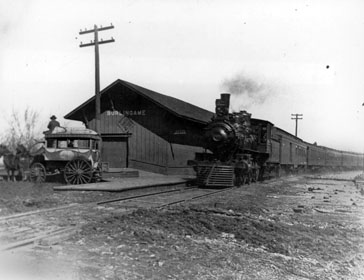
[[64, 79, 214, 124]]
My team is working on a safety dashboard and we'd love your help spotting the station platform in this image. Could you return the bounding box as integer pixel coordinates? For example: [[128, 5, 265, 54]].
[[53, 169, 194, 192]]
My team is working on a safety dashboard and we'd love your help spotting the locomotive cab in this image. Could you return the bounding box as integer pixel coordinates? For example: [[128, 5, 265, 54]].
[[250, 119, 272, 155]]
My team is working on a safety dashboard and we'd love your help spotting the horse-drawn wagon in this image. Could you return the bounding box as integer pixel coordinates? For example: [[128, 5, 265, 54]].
[[29, 127, 102, 184]]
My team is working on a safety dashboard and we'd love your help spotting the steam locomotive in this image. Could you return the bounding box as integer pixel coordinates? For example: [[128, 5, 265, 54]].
[[189, 93, 364, 187]]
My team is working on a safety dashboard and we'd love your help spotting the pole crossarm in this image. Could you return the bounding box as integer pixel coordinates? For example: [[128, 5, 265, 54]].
[[291, 113, 303, 119], [80, 38, 115, 48], [79, 25, 114, 35]]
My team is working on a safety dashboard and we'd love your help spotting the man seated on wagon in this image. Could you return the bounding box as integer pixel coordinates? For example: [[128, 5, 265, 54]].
[[45, 116, 62, 149], [47, 115, 60, 132]]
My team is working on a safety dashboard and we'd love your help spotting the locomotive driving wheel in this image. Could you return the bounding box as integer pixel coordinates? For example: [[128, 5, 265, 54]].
[[29, 162, 46, 183], [64, 158, 92, 185]]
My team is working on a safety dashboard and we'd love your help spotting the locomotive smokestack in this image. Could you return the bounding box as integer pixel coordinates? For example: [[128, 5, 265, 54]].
[[220, 93, 230, 108], [215, 93, 230, 117]]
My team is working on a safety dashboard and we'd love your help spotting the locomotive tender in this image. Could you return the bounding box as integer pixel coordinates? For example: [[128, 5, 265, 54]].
[[189, 93, 364, 187]]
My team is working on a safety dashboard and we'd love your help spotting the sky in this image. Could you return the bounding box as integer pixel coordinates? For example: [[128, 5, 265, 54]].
[[0, 0, 364, 152]]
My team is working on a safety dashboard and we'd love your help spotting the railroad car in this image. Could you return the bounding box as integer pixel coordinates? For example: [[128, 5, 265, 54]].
[[189, 93, 364, 187], [29, 127, 102, 184], [307, 143, 326, 169], [267, 127, 308, 177]]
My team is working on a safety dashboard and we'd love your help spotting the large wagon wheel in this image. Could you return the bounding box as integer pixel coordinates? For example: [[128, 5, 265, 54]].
[[64, 158, 92, 185], [30, 162, 46, 183]]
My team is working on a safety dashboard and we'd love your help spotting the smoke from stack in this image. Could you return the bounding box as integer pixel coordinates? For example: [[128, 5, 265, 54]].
[[220, 73, 273, 112]]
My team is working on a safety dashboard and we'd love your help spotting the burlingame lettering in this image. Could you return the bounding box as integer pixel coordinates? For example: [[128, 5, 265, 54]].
[[106, 110, 146, 116]]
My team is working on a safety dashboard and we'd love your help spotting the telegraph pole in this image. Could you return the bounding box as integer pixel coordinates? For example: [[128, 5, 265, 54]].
[[291, 113, 303, 137], [79, 24, 115, 133]]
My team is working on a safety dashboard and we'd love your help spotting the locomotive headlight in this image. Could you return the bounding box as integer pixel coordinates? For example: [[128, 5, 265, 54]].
[[206, 121, 235, 146], [211, 127, 227, 142]]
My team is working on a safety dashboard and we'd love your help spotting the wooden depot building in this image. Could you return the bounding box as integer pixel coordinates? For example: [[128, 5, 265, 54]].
[[64, 79, 213, 175]]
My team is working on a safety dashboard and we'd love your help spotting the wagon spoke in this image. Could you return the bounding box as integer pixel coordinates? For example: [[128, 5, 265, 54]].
[[65, 165, 75, 173], [80, 176, 87, 184], [79, 161, 85, 169], [81, 163, 92, 173], [80, 173, 91, 184], [65, 173, 76, 181], [69, 162, 78, 172], [82, 167, 92, 173], [78, 175, 84, 184]]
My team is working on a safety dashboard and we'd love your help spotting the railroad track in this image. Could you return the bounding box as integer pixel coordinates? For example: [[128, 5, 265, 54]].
[[0, 185, 236, 252]]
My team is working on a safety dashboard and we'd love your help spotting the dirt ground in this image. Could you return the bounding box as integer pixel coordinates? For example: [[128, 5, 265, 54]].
[[1, 171, 364, 280]]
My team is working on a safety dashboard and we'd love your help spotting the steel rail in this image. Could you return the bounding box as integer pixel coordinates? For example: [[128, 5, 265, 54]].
[[0, 203, 81, 222], [1, 227, 79, 251], [156, 187, 236, 208], [96, 186, 195, 205]]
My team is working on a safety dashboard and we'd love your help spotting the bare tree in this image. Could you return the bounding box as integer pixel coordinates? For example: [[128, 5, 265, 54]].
[[1, 107, 43, 152]]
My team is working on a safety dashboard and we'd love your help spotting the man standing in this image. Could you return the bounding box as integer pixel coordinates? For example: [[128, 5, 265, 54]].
[[47, 115, 60, 132]]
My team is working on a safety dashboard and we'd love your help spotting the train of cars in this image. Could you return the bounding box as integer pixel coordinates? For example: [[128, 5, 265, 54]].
[[189, 93, 364, 187]]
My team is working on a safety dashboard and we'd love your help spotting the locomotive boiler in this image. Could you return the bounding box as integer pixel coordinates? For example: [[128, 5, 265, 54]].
[[189, 93, 270, 187]]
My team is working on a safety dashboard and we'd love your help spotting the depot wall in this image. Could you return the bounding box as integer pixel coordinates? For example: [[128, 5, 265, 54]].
[[83, 85, 206, 175]]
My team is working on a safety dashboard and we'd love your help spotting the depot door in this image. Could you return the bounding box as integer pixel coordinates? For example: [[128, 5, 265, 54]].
[[101, 137, 128, 168]]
